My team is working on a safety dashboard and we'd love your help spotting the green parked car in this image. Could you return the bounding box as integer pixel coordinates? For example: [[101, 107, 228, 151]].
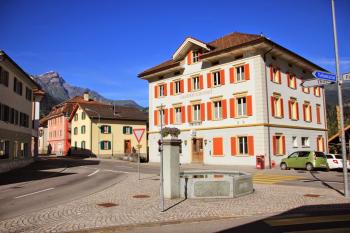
[[280, 151, 329, 171]]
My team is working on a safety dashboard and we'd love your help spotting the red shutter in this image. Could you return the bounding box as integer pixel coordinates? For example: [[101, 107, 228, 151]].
[[313, 87, 316, 96], [170, 82, 174, 96], [222, 99, 227, 119], [220, 69, 225, 85], [199, 75, 204, 89], [316, 105, 321, 124], [278, 69, 282, 84], [200, 103, 205, 121], [230, 67, 235, 83], [164, 109, 168, 125], [247, 136, 254, 156], [270, 66, 274, 81], [280, 98, 284, 117], [246, 95, 253, 116], [282, 136, 286, 155], [187, 52, 191, 65], [316, 138, 320, 151], [180, 80, 184, 93], [296, 102, 299, 120], [309, 106, 312, 122], [294, 77, 297, 89], [272, 136, 277, 155], [271, 96, 275, 117], [164, 83, 167, 96], [154, 86, 158, 98], [187, 78, 192, 92], [230, 98, 236, 118], [154, 110, 158, 126], [303, 104, 306, 121], [244, 64, 250, 80], [207, 102, 212, 120], [181, 106, 186, 123], [288, 100, 292, 119], [207, 73, 212, 88], [187, 105, 192, 123], [231, 137, 237, 155], [170, 108, 174, 124], [287, 74, 290, 87]]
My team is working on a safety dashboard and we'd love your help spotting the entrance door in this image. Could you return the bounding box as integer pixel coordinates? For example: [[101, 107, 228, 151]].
[[192, 138, 203, 163], [124, 140, 131, 154]]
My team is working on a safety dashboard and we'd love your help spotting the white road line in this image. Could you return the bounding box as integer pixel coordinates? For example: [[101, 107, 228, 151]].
[[114, 165, 133, 169], [15, 187, 55, 199], [87, 169, 100, 177], [103, 169, 129, 174]]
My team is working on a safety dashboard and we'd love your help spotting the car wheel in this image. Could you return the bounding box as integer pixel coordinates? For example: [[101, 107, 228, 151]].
[[306, 163, 313, 171], [280, 163, 288, 170]]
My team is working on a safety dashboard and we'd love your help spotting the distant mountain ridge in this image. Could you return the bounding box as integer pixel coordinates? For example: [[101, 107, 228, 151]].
[[34, 71, 144, 115]]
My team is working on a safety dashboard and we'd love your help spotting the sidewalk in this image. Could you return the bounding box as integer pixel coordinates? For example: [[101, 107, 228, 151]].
[[0, 172, 349, 233]]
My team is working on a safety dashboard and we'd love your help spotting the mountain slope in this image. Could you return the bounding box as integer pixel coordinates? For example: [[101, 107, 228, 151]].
[[34, 71, 144, 115]]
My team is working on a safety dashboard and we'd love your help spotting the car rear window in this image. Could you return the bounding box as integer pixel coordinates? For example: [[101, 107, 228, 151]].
[[315, 152, 326, 158], [335, 155, 342, 159], [326, 155, 333, 159]]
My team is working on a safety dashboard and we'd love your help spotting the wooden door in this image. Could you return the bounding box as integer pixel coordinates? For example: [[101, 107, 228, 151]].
[[192, 138, 203, 163], [124, 140, 131, 154]]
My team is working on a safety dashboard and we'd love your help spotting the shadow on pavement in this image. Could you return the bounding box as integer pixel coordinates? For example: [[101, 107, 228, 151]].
[[218, 203, 350, 233], [309, 171, 344, 195], [0, 157, 100, 186]]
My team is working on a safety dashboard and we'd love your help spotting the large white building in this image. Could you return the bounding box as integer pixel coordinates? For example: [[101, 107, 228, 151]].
[[138, 32, 327, 167]]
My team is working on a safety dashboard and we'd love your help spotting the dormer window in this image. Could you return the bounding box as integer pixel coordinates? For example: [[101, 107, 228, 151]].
[[192, 51, 200, 63]]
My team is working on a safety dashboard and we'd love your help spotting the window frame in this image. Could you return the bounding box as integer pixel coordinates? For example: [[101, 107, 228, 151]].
[[192, 76, 200, 91], [301, 137, 310, 148], [213, 101, 222, 120], [175, 107, 182, 124], [192, 104, 201, 122], [238, 136, 248, 155], [236, 65, 245, 82], [212, 71, 221, 87], [236, 96, 247, 117]]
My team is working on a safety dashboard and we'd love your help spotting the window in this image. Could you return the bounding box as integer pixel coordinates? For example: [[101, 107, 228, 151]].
[[238, 136, 248, 154], [213, 71, 221, 87], [0, 67, 9, 87], [59, 130, 62, 136], [301, 137, 310, 147], [81, 141, 86, 150], [289, 98, 299, 120], [2, 105, 9, 122], [302, 86, 310, 94], [100, 141, 111, 150], [81, 125, 86, 134], [74, 114, 78, 121], [272, 95, 284, 118], [292, 136, 298, 147], [271, 67, 281, 84], [273, 135, 285, 155], [193, 104, 201, 122], [316, 104, 321, 124], [100, 125, 111, 134], [236, 97, 247, 117], [123, 126, 132, 134], [159, 109, 165, 125], [25, 87, 32, 101], [174, 80, 181, 94], [303, 102, 312, 122], [317, 137, 325, 152], [0, 140, 10, 159], [82, 112, 86, 120], [236, 65, 245, 82], [13, 78, 23, 95], [192, 76, 200, 90], [213, 101, 222, 120], [19, 112, 29, 127], [74, 127, 78, 135], [175, 107, 182, 124], [288, 74, 297, 89], [314, 87, 321, 97], [159, 84, 165, 97], [192, 51, 200, 63]]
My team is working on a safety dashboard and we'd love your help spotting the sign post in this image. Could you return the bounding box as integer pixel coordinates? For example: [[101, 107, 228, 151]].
[[133, 128, 145, 180]]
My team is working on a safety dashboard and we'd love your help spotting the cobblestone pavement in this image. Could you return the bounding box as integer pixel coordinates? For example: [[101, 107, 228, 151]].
[[0, 172, 349, 233]]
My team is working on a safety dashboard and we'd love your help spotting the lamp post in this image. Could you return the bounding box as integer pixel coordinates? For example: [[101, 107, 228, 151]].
[[85, 108, 101, 157], [159, 104, 165, 212]]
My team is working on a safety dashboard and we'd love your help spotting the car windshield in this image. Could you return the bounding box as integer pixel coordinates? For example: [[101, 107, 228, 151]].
[[326, 154, 333, 159], [335, 155, 342, 160], [315, 152, 326, 158]]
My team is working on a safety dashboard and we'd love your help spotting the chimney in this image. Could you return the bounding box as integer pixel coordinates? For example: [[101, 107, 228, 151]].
[[83, 92, 89, 101]]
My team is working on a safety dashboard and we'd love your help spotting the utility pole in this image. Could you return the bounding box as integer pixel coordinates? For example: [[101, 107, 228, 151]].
[[331, 0, 349, 197], [159, 104, 165, 211]]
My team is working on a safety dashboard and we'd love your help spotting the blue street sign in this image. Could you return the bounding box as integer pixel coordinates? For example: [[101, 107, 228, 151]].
[[312, 70, 337, 82]]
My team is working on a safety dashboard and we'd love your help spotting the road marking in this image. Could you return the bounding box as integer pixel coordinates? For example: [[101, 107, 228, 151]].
[[87, 169, 100, 177], [114, 165, 133, 169], [103, 169, 129, 174], [253, 174, 302, 184], [265, 214, 350, 226], [15, 187, 55, 199]]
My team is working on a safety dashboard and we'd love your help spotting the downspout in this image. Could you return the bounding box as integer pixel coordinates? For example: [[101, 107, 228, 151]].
[[263, 46, 274, 169]]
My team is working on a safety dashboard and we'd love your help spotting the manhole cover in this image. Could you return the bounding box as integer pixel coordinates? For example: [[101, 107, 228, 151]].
[[304, 194, 320, 198], [133, 194, 150, 198], [97, 203, 118, 207]]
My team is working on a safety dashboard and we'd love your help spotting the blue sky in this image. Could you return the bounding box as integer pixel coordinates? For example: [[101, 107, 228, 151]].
[[1, 0, 349, 107]]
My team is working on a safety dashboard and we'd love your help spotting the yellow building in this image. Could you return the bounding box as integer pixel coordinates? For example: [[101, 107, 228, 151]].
[[69, 100, 148, 159]]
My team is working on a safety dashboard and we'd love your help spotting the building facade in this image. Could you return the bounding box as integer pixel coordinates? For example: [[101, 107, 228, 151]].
[[139, 33, 327, 166], [0, 50, 43, 172], [69, 102, 148, 159]]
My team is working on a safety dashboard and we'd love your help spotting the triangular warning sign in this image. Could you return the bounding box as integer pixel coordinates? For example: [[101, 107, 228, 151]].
[[133, 129, 145, 144]]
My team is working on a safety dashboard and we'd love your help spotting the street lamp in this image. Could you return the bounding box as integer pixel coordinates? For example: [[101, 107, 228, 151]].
[[85, 108, 101, 157]]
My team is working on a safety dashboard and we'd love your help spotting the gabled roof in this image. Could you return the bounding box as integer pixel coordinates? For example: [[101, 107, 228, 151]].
[[172, 37, 212, 61]]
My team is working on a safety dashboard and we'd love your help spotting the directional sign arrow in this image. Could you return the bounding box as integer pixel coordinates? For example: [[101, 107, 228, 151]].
[[312, 70, 337, 82]]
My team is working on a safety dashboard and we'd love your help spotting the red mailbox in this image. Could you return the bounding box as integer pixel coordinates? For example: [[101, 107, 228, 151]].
[[256, 155, 265, 169]]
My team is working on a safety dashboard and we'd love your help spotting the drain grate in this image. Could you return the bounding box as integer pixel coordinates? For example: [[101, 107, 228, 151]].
[[133, 194, 150, 199], [97, 203, 118, 207], [304, 194, 320, 198]]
